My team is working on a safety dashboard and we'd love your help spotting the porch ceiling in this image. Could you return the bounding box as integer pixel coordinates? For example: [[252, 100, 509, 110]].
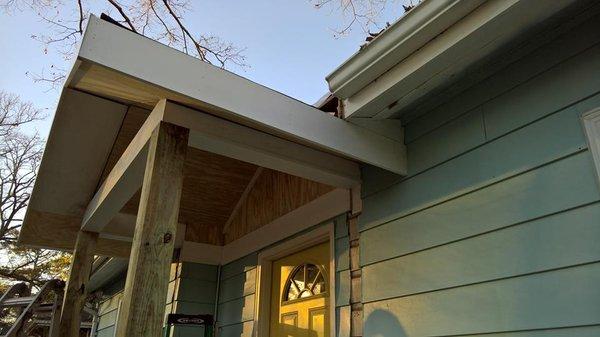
[[18, 91, 335, 253], [19, 14, 397, 255]]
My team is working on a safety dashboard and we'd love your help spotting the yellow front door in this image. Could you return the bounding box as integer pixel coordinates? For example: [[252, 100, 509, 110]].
[[270, 242, 330, 337]]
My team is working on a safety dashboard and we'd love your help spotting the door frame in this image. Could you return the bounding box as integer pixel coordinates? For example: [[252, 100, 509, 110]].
[[254, 223, 336, 337]]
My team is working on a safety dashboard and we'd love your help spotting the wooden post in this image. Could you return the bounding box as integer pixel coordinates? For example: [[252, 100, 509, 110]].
[[58, 230, 98, 337], [116, 122, 189, 337]]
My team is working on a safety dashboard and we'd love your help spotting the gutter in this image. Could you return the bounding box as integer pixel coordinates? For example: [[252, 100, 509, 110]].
[[326, 0, 484, 99], [88, 257, 128, 292]]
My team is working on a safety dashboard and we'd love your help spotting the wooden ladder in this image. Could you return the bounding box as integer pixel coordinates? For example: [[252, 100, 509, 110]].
[[0, 279, 65, 337]]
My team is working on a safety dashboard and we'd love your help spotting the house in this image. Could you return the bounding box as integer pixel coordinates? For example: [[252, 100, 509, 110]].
[[16, 0, 600, 336]]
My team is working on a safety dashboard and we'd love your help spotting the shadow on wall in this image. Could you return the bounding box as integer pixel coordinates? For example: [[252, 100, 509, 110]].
[[364, 309, 407, 337]]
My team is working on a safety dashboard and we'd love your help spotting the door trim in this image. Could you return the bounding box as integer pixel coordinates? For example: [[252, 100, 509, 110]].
[[254, 223, 336, 337]]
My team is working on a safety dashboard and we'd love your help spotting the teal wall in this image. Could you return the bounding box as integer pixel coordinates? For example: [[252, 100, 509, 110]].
[[167, 262, 218, 337], [359, 9, 600, 337], [95, 275, 125, 337], [217, 253, 257, 337], [94, 262, 217, 337]]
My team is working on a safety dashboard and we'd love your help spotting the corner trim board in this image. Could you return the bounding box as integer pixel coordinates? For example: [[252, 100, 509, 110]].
[[582, 107, 600, 184]]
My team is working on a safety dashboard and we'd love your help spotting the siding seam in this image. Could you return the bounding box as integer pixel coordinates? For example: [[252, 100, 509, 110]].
[[422, 323, 600, 337], [218, 319, 254, 329], [364, 90, 598, 201], [217, 293, 255, 306], [361, 200, 600, 267], [362, 260, 600, 305], [361, 148, 590, 233], [219, 266, 256, 282], [405, 36, 600, 145]]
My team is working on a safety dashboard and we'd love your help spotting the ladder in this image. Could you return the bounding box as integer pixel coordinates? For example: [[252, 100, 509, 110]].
[[0, 279, 65, 337]]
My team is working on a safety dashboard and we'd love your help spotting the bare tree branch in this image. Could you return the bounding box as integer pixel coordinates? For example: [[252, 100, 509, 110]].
[[77, 0, 84, 32], [0, 91, 69, 290], [311, 0, 418, 36], [1, 0, 248, 88], [107, 0, 137, 32]]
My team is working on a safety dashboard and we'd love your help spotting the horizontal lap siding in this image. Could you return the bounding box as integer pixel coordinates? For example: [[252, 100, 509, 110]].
[[360, 11, 600, 337], [169, 262, 218, 337], [217, 254, 258, 336], [94, 275, 126, 337], [96, 292, 122, 337], [363, 263, 600, 337]]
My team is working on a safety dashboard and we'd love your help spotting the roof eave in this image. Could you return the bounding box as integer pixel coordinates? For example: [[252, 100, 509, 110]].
[[325, 0, 484, 99]]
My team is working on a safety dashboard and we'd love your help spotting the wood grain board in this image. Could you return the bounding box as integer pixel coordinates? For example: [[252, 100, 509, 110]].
[[224, 168, 334, 243], [21, 101, 335, 251]]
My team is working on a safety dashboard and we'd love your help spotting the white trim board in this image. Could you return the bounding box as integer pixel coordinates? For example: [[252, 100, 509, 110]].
[[582, 107, 600, 185], [75, 15, 407, 175], [178, 188, 351, 265], [179, 242, 223, 266], [80, 99, 359, 234], [162, 101, 361, 188], [221, 188, 350, 264]]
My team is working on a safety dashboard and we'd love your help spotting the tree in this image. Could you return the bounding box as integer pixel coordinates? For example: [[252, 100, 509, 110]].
[[1, 0, 247, 88], [0, 91, 70, 290], [311, 0, 418, 36], [0, 0, 247, 289]]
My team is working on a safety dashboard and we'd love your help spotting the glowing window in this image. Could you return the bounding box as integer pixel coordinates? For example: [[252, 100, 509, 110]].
[[283, 263, 326, 302]]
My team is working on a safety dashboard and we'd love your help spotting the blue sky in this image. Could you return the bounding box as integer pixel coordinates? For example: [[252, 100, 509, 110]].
[[0, 1, 406, 138]]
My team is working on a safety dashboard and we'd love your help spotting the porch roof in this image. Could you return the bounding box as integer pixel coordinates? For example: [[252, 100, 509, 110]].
[[19, 15, 392, 256]]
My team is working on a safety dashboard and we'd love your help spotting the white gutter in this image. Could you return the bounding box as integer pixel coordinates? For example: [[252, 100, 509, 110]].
[[326, 0, 484, 99]]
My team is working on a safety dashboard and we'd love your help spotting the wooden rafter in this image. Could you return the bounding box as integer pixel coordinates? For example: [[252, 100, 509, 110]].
[[160, 101, 361, 188], [222, 166, 263, 234], [81, 100, 168, 232]]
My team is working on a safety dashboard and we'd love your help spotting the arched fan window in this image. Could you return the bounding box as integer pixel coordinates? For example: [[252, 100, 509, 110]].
[[283, 263, 327, 302]]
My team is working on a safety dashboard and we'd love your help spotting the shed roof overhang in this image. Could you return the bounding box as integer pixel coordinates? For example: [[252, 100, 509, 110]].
[[19, 15, 405, 254], [327, 0, 583, 119], [74, 16, 406, 173]]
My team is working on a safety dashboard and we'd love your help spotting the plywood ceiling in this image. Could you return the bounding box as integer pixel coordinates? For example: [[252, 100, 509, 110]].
[[101, 106, 259, 245]]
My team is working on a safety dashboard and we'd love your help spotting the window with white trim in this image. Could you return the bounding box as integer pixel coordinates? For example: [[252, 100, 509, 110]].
[[582, 107, 600, 183]]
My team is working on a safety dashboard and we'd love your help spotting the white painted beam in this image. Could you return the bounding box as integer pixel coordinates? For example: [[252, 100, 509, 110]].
[[82, 99, 359, 233], [81, 101, 168, 232], [77, 16, 406, 174], [161, 101, 362, 188]]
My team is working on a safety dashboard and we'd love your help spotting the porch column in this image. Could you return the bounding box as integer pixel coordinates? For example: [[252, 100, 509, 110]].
[[58, 230, 99, 337], [116, 121, 189, 337]]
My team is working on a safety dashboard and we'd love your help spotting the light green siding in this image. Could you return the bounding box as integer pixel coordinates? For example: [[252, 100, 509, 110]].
[[168, 262, 218, 337], [94, 275, 125, 337], [360, 9, 600, 337], [217, 253, 258, 337], [94, 262, 217, 337]]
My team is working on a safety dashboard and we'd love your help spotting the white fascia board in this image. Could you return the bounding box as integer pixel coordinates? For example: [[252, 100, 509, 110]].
[[326, 0, 483, 99], [343, 0, 579, 118], [77, 16, 407, 175], [162, 101, 361, 188]]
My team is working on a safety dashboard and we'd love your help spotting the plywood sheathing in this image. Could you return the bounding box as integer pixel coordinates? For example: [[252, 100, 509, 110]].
[[224, 169, 334, 243]]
